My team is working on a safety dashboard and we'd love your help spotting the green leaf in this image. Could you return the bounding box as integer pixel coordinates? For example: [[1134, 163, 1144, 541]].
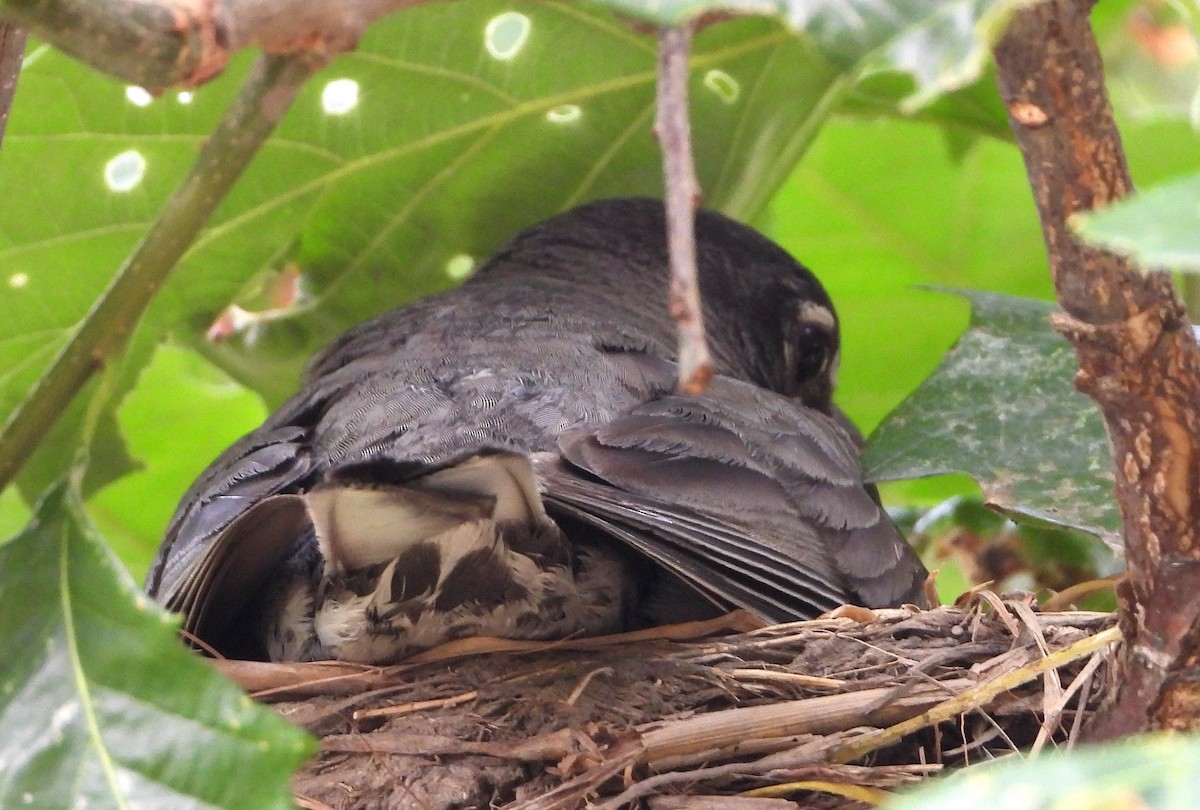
[[1, 5, 848, 496], [0, 0, 1041, 514], [842, 66, 1014, 142], [884, 735, 1200, 810], [759, 119, 1053, 434], [86, 343, 268, 582], [862, 290, 1119, 545], [592, 0, 1030, 109], [1073, 172, 1200, 270], [0, 483, 315, 809]]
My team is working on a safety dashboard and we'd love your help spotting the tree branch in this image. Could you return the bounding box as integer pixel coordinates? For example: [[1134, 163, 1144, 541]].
[[0, 22, 25, 147], [993, 0, 1200, 739], [0, 0, 429, 88], [655, 23, 713, 395], [0, 52, 324, 495]]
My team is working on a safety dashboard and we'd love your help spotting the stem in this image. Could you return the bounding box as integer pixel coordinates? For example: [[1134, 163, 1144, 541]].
[[0, 22, 25, 147], [655, 23, 713, 396], [0, 53, 323, 495], [993, 0, 1200, 738]]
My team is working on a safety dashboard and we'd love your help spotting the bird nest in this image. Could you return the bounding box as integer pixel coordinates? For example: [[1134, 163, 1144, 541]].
[[217, 597, 1118, 810]]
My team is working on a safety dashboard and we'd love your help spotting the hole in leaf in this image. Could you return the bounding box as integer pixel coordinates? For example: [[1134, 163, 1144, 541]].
[[703, 70, 740, 104], [485, 12, 530, 61], [445, 254, 475, 280], [321, 79, 360, 115], [546, 104, 581, 124], [104, 150, 146, 192], [125, 86, 153, 107]]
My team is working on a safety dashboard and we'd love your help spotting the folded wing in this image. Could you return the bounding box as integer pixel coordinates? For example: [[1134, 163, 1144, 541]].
[[540, 381, 927, 624]]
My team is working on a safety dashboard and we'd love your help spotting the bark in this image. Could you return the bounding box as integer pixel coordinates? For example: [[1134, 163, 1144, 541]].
[[0, 22, 25, 147], [993, 0, 1200, 739], [0, 0, 430, 88], [655, 23, 714, 395]]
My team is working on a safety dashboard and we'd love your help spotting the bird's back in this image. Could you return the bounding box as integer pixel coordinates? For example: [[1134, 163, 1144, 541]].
[[147, 198, 928, 662]]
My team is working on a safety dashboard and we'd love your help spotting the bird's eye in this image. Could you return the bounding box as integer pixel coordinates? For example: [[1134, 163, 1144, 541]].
[[793, 324, 830, 381]]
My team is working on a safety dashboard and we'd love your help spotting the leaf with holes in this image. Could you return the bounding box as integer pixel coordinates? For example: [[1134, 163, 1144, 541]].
[[0, 483, 315, 809], [863, 290, 1119, 546], [0, 0, 1037, 507], [1, 6, 839, 499]]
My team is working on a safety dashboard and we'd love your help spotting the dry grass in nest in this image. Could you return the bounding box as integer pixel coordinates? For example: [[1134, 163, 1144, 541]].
[[216, 595, 1118, 809]]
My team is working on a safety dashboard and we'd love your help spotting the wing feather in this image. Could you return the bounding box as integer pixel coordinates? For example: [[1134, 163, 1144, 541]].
[[543, 381, 925, 621]]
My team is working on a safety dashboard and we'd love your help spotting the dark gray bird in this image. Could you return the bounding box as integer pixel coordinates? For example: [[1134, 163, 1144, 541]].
[[146, 198, 927, 663]]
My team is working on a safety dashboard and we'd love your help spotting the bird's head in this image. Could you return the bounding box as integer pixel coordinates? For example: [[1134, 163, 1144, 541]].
[[469, 197, 841, 413]]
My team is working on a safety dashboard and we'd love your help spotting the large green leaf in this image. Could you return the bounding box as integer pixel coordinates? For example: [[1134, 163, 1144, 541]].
[[862, 290, 1119, 544], [1074, 172, 1200, 270], [0, 483, 314, 808], [0, 0, 1028, 511], [1, 6, 835, 499], [885, 735, 1200, 810], [86, 343, 268, 581]]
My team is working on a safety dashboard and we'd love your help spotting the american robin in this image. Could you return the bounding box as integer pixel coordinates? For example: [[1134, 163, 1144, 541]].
[[146, 198, 927, 663]]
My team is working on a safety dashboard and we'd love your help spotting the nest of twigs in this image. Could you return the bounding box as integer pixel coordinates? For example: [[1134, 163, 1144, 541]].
[[217, 596, 1118, 810]]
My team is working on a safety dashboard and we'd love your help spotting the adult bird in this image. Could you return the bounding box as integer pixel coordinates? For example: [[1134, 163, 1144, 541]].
[[146, 198, 928, 663]]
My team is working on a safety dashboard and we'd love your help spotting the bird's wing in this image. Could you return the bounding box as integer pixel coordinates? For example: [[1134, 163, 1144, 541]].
[[539, 380, 926, 624], [147, 424, 313, 597], [142, 416, 319, 655]]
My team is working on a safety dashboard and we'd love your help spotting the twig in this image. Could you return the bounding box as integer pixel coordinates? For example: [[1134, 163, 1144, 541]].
[[1031, 642, 1106, 755], [352, 689, 478, 720], [993, 0, 1200, 740], [724, 669, 846, 691], [566, 666, 614, 705], [214, 610, 760, 698], [401, 609, 763, 665], [294, 795, 337, 810], [655, 23, 713, 395], [0, 0, 434, 88], [595, 740, 829, 810], [320, 727, 580, 761], [639, 678, 978, 766], [1040, 575, 1120, 612], [743, 780, 889, 805], [828, 625, 1121, 764], [0, 53, 324, 495], [0, 22, 25, 148]]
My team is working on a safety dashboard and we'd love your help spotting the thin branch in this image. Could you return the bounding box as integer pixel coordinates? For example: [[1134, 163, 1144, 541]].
[[828, 626, 1121, 764], [655, 23, 713, 395], [0, 52, 324, 495], [0, 22, 25, 147], [0, 0, 431, 89], [993, 0, 1200, 739]]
